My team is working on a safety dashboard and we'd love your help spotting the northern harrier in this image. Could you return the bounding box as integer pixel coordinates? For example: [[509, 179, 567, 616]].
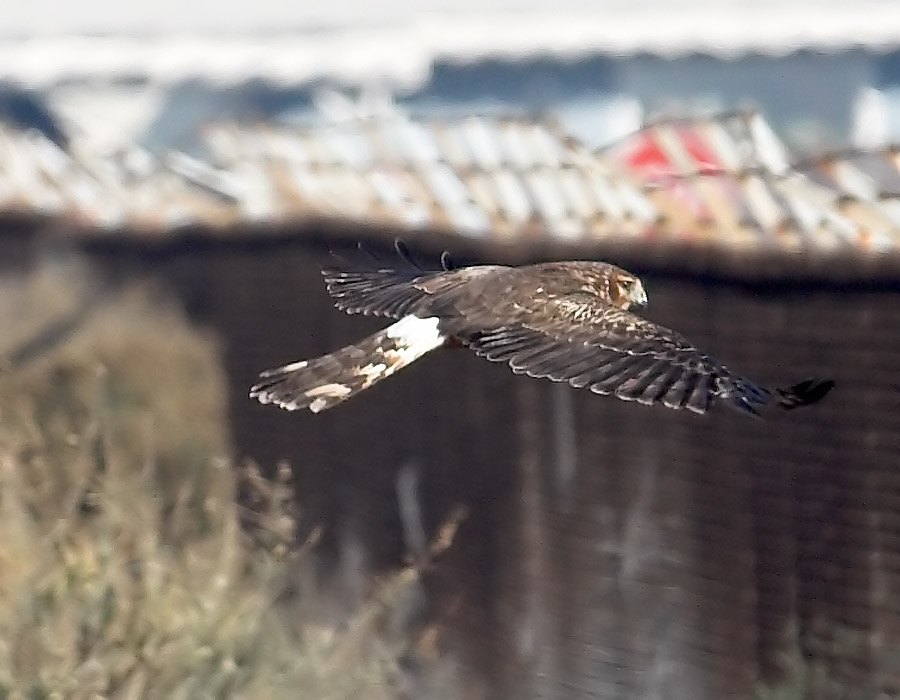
[[250, 245, 833, 416]]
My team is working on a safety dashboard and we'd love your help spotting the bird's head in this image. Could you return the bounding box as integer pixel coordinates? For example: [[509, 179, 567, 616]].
[[610, 270, 648, 310]]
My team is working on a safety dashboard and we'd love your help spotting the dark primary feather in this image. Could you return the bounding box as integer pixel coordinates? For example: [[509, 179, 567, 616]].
[[776, 378, 835, 409], [322, 267, 427, 318], [460, 295, 825, 415], [322, 258, 505, 320], [464, 321, 744, 415]]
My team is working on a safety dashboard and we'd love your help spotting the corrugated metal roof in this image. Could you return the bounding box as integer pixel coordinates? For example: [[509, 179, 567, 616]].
[[611, 111, 900, 251], [0, 112, 660, 236], [4, 1, 900, 87], [198, 117, 661, 238], [1, 107, 900, 252]]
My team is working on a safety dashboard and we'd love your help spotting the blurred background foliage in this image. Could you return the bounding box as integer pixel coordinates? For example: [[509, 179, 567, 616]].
[[0, 257, 451, 700]]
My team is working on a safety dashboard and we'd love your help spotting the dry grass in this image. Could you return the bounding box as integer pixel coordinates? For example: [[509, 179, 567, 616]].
[[0, 269, 232, 488], [0, 261, 459, 700], [0, 416, 419, 699]]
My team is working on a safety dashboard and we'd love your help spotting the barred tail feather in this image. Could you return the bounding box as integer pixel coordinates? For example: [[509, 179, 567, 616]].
[[250, 316, 446, 413]]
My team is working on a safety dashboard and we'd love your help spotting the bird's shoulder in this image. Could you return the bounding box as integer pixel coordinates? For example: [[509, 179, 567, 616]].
[[412, 263, 510, 294], [424, 260, 616, 301]]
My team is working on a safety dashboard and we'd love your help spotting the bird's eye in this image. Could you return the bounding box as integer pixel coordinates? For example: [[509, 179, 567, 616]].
[[619, 278, 633, 290]]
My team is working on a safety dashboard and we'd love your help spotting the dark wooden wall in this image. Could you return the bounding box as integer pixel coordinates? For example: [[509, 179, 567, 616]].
[[6, 220, 900, 699]]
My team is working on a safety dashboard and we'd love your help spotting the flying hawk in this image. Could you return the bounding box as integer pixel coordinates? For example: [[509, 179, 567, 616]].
[[250, 245, 833, 416]]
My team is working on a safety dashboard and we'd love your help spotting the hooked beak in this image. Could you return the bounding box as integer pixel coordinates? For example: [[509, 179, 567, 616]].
[[628, 280, 648, 309]]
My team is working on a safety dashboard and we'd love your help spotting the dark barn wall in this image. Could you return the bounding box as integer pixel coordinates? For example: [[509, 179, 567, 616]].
[[0, 214, 48, 273], [7, 222, 900, 699], [157, 236, 900, 700], [163, 243, 524, 694]]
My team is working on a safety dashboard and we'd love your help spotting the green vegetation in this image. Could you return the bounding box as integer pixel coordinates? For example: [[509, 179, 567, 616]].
[[0, 267, 454, 699]]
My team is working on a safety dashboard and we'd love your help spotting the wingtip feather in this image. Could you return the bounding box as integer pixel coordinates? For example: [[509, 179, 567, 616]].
[[776, 378, 835, 410]]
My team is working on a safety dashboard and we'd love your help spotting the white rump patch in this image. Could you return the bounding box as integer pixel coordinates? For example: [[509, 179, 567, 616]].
[[385, 316, 445, 362], [341, 315, 447, 389]]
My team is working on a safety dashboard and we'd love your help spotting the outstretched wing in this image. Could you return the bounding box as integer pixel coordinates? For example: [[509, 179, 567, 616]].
[[322, 244, 507, 319], [318, 247, 832, 415], [462, 296, 825, 415]]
